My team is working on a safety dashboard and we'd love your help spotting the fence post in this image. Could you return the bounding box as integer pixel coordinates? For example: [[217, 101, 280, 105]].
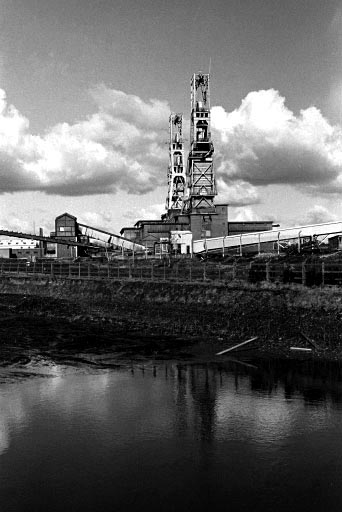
[[128, 261, 132, 279], [51, 262, 54, 277], [163, 260, 166, 281], [233, 261, 237, 281], [151, 262, 154, 280], [78, 262, 81, 278], [107, 263, 110, 279], [266, 261, 270, 282], [321, 261, 325, 287], [203, 263, 206, 281], [218, 264, 221, 281], [117, 264, 120, 279], [189, 263, 192, 283], [69, 262, 71, 278], [301, 261, 306, 286]]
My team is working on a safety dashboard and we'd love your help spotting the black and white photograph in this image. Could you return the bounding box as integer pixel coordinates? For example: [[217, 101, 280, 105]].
[[1, 0, 342, 510]]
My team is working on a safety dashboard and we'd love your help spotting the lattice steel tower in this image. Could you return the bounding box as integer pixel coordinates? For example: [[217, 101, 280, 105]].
[[184, 72, 216, 212], [166, 113, 186, 213]]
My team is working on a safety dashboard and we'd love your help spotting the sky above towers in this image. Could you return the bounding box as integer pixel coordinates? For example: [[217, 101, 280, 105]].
[[1, 0, 342, 234]]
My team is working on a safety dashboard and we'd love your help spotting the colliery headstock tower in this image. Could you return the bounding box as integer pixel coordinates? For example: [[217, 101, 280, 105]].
[[120, 72, 273, 255], [166, 113, 186, 212], [169, 71, 226, 243], [186, 72, 216, 212]]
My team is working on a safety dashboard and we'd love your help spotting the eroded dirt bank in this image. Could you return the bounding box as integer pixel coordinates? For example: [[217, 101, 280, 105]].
[[1, 275, 342, 361]]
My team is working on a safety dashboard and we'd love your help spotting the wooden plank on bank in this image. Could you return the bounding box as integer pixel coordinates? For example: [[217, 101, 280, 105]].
[[290, 347, 312, 352], [216, 336, 258, 356]]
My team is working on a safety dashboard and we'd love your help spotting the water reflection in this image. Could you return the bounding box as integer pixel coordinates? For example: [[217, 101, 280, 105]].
[[1, 359, 342, 511]]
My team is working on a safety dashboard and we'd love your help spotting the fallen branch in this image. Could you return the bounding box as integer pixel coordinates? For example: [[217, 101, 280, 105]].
[[216, 336, 258, 355], [300, 331, 319, 350]]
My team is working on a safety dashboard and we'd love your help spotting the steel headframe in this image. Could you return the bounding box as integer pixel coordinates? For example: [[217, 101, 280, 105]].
[[166, 113, 186, 213], [183, 72, 216, 213]]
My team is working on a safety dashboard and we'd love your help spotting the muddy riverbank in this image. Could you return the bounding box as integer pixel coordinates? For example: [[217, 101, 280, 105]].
[[1, 275, 342, 362]]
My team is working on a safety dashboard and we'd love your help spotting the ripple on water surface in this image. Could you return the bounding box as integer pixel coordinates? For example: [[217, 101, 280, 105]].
[[1, 358, 342, 511]]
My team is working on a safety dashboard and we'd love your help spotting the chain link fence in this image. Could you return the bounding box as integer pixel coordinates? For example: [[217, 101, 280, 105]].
[[1, 258, 342, 286]]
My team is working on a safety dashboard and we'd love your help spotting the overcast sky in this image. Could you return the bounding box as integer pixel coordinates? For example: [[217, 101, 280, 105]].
[[1, 0, 342, 234]]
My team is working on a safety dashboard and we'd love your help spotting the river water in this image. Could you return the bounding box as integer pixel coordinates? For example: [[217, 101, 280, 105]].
[[1, 357, 342, 512]]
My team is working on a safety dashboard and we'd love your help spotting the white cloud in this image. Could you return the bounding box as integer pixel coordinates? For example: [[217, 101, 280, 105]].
[[0, 86, 169, 196], [123, 203, 165, 224], [212, 89, 342, 192], [302, 205, 337, 225], [0, 212, 38, 233], [1, 84, 342, 209], [216, 178, 259, 206], [228, 206, 262, 222], [81, 211, 113, 230]]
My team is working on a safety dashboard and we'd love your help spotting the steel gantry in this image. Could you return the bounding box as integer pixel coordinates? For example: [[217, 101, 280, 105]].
[[166, 113, 186, 213], [183, 72, 216, 213], [192, 221, 342, 255]]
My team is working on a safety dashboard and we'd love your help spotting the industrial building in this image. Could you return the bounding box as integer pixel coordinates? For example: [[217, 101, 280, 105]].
[[0, 238, 43, 260], [121, 72, 274, 255], [0, 212, 146, 261]]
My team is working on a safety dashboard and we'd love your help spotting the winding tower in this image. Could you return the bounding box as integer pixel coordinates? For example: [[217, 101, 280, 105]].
[[166, 113, 186, 214], [184, 72, 216, 212]]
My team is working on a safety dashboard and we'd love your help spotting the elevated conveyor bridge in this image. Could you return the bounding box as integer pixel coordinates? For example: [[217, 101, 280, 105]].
[[0, 225, 146, 254], [193, 221, 342, 255], [77, 223, 146, 253], [0, 230, 94, 249]]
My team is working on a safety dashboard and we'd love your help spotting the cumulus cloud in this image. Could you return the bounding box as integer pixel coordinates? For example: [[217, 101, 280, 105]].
[[228, 207, 262, 222], [212, 89, 342, 193], [301, 205, 337, 225], [0, 86, 169, 196], [1, 84, 342, 205], [123, 203, 165, 224], [0, 209, 57, 235], [216, 178, 259, 206], [81, 211, 114, 230], [0, 212, 37, 233]]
